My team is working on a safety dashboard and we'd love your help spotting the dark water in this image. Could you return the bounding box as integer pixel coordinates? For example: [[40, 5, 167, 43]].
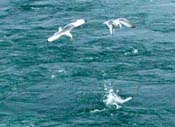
[[1, 0, 175, 126]]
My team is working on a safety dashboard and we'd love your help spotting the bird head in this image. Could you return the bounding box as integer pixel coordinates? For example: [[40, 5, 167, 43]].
[[76, 19, 86, 25]]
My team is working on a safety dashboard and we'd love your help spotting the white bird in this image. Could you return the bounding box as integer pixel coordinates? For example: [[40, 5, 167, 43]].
[[103, 18, 135, 34], [104, 89, 132, 109], [106, 89, 132, 105], [47, 19, 86, 42]]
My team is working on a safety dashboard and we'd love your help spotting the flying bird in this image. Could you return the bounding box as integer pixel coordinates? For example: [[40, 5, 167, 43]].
[[47, 19, 86, 42], [103, 18, 135, 34]]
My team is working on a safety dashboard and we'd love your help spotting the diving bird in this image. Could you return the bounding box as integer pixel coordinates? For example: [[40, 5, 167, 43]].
[[103, 18, 135, 34], [104, 89, 132, 109], [47, 19, 86, 42]]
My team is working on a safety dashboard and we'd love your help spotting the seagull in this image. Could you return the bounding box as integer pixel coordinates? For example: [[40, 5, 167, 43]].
[[47, 19, 86, 42], [103, 18, 135, 34], [104, 89, 132, 109]]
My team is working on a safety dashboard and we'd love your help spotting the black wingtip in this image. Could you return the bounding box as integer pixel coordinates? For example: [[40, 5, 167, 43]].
[[132, 25, 136, 28]]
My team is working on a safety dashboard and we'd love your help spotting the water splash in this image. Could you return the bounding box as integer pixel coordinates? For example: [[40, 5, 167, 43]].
[[124, 48, 139, 56], [132, 49, 138, 54], [103, 84, 132, 109], [57, 69, 65, 73], [51, 74, 56, 79]]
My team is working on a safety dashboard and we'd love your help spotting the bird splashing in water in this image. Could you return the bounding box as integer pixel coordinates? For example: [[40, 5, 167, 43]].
[[103, 84, 132, 109]]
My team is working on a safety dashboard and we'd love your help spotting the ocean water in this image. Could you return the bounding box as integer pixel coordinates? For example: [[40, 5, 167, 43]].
[[1, 0, 175, 126]]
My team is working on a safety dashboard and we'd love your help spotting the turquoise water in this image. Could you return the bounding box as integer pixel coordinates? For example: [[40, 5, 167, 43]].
[[1, 0, 175, 126]]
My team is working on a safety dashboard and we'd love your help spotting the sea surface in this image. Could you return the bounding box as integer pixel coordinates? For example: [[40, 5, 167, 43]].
[[1, 0, 175, 126]]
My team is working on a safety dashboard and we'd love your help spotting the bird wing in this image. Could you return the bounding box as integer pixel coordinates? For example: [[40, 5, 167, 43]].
[[64, 31, 73, 40], [108, 24, 113, 34], [71, 19, 85, 27], [63, 19, 86, 32], [118, 96, 132, 104], [118, 18, 135, 28], [62, 24, 75, 32], [104, 21, 114, 34]]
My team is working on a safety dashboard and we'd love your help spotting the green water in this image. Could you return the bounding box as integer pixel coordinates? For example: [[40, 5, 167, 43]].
[[0, 0, 175, 126]]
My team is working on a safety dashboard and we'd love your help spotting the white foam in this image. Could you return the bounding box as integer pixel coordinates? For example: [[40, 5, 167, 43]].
[[51, 74, 56, 79], [90, 108, 107, 113], [124, 48, 138, 56], [57, 69, 65, 73], [132, 49, 138, 54]]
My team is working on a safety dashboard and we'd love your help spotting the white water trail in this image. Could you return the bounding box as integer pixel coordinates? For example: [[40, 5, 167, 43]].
[[90, 108, 107, 113]]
